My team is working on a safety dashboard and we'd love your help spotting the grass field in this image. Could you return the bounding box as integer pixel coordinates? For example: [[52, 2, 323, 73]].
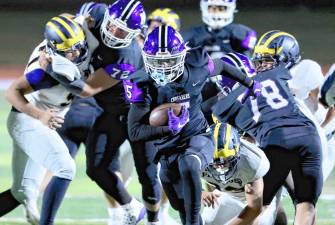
[[1, 90, 335, 225]]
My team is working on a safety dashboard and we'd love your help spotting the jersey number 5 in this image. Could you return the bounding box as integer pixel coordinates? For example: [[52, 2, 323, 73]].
[[241, 79, 288, 122]]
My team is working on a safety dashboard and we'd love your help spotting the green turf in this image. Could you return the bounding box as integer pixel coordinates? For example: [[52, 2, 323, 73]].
[[1, 91, 335, 224]]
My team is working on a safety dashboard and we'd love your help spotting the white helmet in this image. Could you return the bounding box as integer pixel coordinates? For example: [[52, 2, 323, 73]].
[[200, 0, 236, 30]]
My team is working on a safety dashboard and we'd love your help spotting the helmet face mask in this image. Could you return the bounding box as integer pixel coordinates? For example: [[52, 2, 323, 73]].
[[142, 25, 186, 86], [200, 0, 236, 30], [100, 0, 146, 48], [204, 123, 240, 184]]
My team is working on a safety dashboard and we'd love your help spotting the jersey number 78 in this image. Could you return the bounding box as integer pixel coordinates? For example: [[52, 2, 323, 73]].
[[239, 79, 289, 122]]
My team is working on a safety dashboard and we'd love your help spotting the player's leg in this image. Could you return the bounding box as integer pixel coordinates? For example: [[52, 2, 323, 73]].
[[178, 133, 214, 225], [131, 140, 161, 224], [159, 156, 186, 225], [86, 112, 143, 224], [262, 146, 292, 211], [290, 135, 322, 225], [202, 191, 245, 225]]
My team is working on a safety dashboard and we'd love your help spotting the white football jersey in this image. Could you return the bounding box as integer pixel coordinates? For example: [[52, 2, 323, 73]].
[[24, 21, 98, 117], [288, 59, 324, 100], [202, 139, 270, 201]]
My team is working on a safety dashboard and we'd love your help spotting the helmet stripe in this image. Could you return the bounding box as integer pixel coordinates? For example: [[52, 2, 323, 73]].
[[46, 21, 67, 42], [223, 124, 232, 152], [52, 17, 75, 39], [124, 1, 141, 21], [263, 32, 295, 48], [226, 53, 248, 75], [120, 0, 137, 21], [59, 15, 82, 34]]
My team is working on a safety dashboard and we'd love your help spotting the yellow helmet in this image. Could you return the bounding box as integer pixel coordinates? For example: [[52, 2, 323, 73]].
[[204, 120, 240, 183], [148, 8, 181, 31], [44, 15, 88, 64], [253, 30, 301, 72]]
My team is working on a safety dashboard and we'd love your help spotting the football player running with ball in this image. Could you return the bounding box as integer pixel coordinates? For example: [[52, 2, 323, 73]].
[[126, 25, 261, 225]]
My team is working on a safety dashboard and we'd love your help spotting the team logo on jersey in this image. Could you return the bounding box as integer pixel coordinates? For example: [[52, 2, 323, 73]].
[[170, 93, 190, 102]]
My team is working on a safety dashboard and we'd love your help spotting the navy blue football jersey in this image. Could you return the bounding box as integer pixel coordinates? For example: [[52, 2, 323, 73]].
[[79, 3, 143, 113], [182, 23, 256, 59], [213, 65, 316, 148], [128, 47, 214, 150], [183, 23, 256, 109]]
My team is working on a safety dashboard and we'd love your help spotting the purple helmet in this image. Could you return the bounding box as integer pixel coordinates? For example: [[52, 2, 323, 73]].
[[217, 52, 256, 94], [142, 25, 187, 86], [100, 0, 146, 48]]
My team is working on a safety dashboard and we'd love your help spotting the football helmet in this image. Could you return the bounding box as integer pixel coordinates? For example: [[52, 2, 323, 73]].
[[200, 0, 236, 30], [44, 15, 88, 65], [147, 8, 181, 31], [253, 30, 301, 72], [216, 52, 256, 95], [142, 25, 187, 86], [206, 121, 240, 183], [100, 0, 146, 48]]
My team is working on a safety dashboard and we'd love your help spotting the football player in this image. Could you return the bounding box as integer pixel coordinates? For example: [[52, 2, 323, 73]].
[[1, 15, 125, 225], [183, 0, 257, 110], [212, 30, 323, 225], [126, 25, 260, 225], [201, 121, 270, 225], [72, 1, 154, 225]]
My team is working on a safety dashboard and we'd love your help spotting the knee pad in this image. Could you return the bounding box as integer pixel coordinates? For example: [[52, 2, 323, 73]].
[[53, 157, 76, 180], [178, 154, 202, 176]]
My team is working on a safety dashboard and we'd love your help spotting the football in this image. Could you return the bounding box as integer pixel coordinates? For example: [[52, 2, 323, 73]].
[[149, 103, 182, 126]]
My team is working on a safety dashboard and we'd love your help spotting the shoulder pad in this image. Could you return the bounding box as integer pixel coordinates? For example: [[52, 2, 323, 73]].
[[50, 54, 81, 81], [185, 47, 209, 68]]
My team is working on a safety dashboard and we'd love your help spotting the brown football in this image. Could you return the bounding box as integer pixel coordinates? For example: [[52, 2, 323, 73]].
[[149, 103, 182, 127]]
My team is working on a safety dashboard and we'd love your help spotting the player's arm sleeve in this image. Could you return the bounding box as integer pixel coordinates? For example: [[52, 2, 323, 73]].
[[210, 58, 254, 88], [77, 2, 107, 28]]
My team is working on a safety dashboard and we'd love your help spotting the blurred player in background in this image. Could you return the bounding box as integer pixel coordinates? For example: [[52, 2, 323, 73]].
[[127, 25, 260, 225], [0, 15, 122, 225], [213, 30, 323, 225], [183, 0, 257, 111]]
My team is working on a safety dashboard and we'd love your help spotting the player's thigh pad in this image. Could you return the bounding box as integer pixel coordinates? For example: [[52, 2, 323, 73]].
[[7, 112, 76, 180]]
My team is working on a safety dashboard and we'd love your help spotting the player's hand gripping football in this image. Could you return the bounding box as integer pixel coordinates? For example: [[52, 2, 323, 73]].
[[39, 108, 64, 130], [241, 80, 262, 103], [168, 105, 189, 135], [39, 50, 52, 71]]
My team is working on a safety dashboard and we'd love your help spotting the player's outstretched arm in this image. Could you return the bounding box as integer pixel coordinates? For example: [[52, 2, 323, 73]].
[[79, 68, 120, 97]]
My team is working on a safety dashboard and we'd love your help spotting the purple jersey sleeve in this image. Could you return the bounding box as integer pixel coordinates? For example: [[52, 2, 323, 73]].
[[123, 80, 144, 103]]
